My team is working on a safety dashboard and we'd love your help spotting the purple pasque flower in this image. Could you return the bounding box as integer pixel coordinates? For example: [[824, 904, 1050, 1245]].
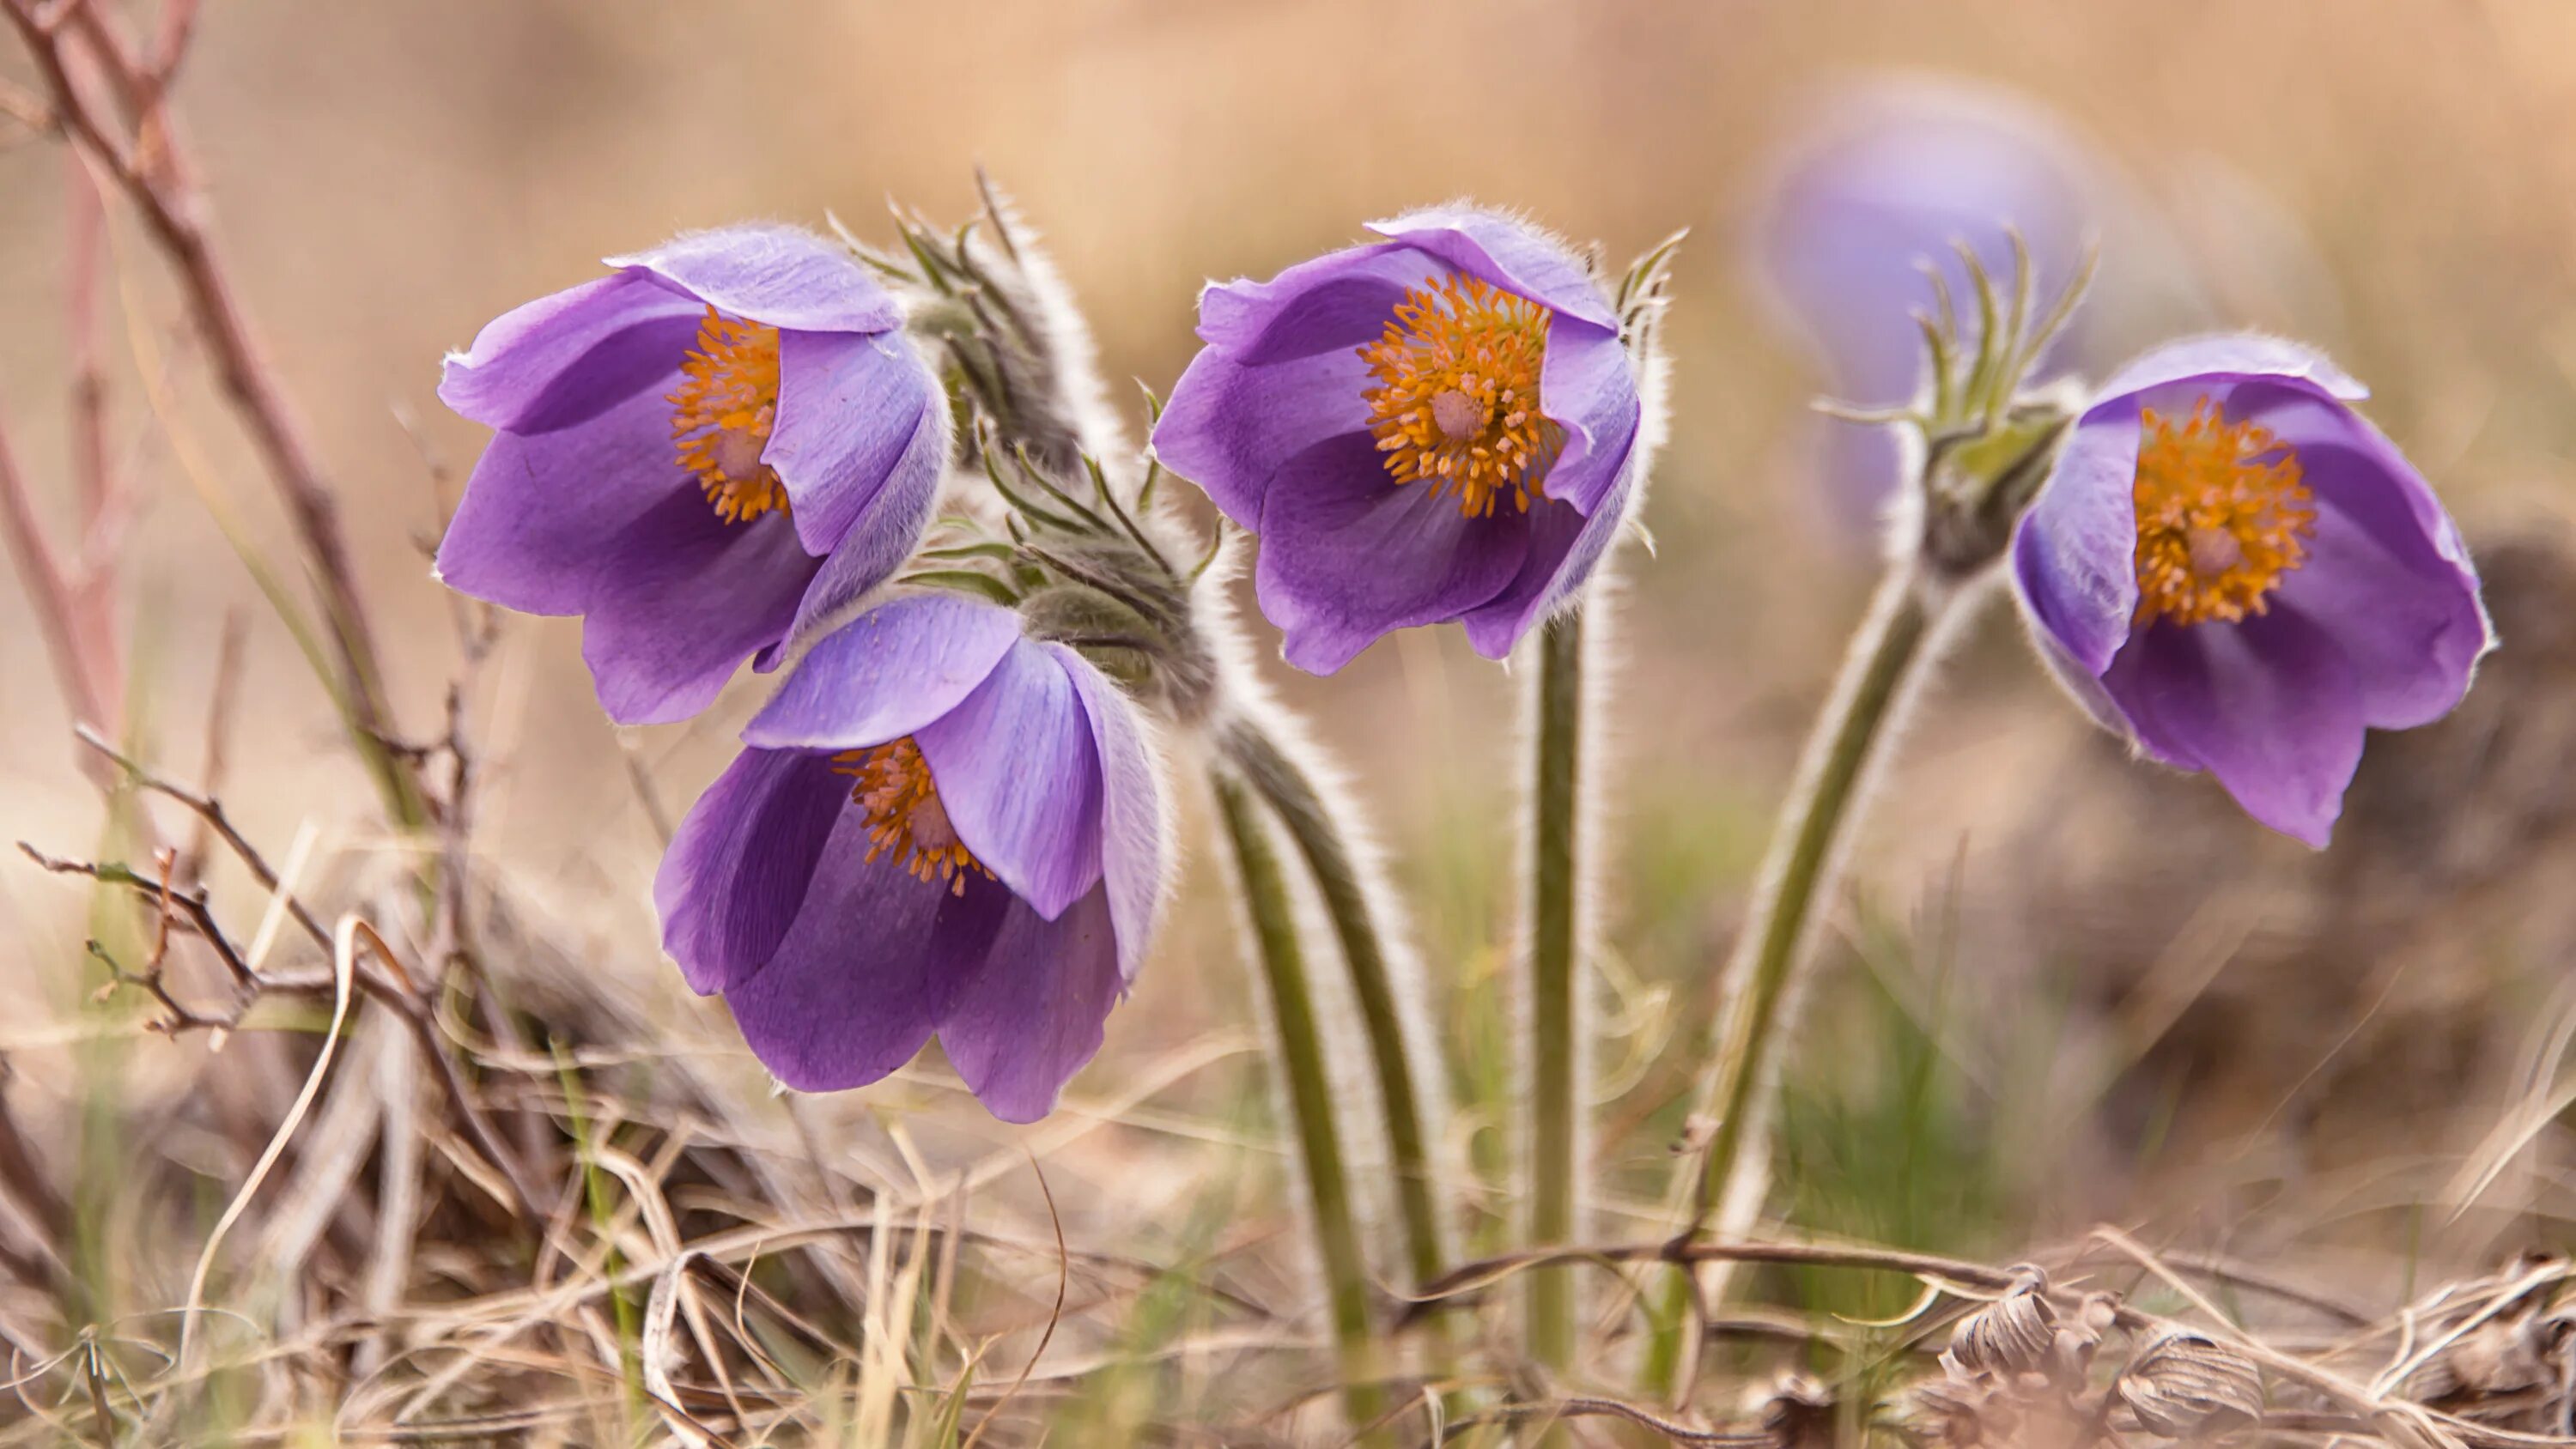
[[655, 591, 1164, 1122], [2012, 335, 2490, 846], [1150, 207, 1645, 673], [435, 225, 949, 724], [1750, 76, 2097, 525]]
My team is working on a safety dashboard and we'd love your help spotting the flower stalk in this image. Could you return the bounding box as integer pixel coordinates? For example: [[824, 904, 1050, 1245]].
[[1211, 768, 1387, 1436], [1639, 238, 2087, 1403], [1526, 606, 1588, 1380], [1222, 719, 1449, 1295]]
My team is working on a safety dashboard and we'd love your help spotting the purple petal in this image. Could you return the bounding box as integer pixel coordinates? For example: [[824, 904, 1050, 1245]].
[[769, 328, 947, 558], [2024, 622, 2134, 737], [434, 386, 681, 615], [726, 848, 1009, 1093], [608, 225, 902, 336], [581, 492, 818, 724], [1368, 208, 1619, 332], [1533, 324, 1642, 515], [2241, 385, 2488, 728], [1752, 77, 2095, 406], [745, 593, 1022, 750], [1054, 648, 1163, 981], [915, 640, 1105, 920], [1461, 463, 1635, 659], [655, 747, 847, 993], [938, 885, 1123, 1123], [1192, 242, 1434, 363], [772, 443, 947, 667], [1149, 343, 1372, 529], [2011, 403, 2146, 675], [437, 271, 704, 433], [2100, 609, 2365, 847], [1254, 431, 1534, 674], [2093, 334, 2366, 405]]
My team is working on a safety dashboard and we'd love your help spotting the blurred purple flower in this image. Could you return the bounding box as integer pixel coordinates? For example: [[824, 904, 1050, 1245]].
[[435, 225, 948, 724], [2013, 335, 2490, 846], [655, 592, 1164, 1122], [1151, 207, 1644, 672], [1750, 77, 2098, 519]]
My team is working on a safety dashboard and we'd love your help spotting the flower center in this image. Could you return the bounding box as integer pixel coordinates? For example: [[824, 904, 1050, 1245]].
[[831, 737, 989, 894], [670, 305, 790, 525], [1358, 274, 1564, 518], [2131, 397, 2316, 627]]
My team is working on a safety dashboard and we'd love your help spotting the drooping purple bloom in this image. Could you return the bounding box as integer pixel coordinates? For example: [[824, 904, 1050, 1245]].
[[436, 225, 949, 724], [1150, 207, 1646, 673], [655, 592, 1164, 1122], [2012, 335, 2490, 846], [1750, 76, 2099, 524]]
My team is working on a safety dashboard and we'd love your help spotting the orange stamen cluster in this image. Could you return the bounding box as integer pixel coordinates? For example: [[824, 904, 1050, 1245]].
[[2132, 397, 2317, 627], [831, 737, 988, 894], [670, 305, 790, 524], [1358, 274, 1564, 518]]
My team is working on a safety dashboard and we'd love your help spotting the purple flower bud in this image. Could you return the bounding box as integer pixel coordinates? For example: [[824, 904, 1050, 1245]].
[[2010, 334, 2491, 846], [434, 225, 949, 724], [1151, 206, 1647, 673], [653, 592, 1165, 1122]]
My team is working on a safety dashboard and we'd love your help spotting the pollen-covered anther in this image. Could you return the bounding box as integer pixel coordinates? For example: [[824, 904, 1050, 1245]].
[[832, 737, 989, 894], [670, 305, 791, 524], [2131, 397, 2316, 627], [1358, 274, 1565, 518]]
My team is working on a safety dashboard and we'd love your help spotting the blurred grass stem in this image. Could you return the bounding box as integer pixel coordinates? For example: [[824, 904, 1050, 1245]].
[[1212, 770, 1388, 1440]]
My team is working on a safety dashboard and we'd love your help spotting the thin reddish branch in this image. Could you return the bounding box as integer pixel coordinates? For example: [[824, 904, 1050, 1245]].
[[0, 400, 116, 788], [3, 0, 416, 821]]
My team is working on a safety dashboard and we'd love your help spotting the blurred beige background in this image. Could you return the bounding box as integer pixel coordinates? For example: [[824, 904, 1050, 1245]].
[[5, 0, 2576, 1238]]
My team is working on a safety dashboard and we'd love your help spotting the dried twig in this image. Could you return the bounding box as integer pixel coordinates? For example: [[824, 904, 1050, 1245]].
[[0, 0, 418, 822]]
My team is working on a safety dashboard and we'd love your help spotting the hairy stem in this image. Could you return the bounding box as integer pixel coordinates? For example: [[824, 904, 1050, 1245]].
[[1222, 720, 1447, 1290], [1212, 770, 1387, 1436], [1640, 565, 1943, 1400], [1527, 609, 1587, 1386]]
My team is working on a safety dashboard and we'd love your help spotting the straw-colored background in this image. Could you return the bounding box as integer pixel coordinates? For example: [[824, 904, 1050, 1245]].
[[6, 0, 2576, 1379]]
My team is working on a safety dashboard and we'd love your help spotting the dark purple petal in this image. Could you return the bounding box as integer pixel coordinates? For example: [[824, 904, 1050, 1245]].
[[1461, 462, 1636, 660], [655, 747, 847, 994], [437, 271, 703, 433], [1054, 648, 1163, 981], [726, 848, 1009, 1093], [938, 885, 1123, 1123], [1253, 431, 1533, 674], [915, 640, 1105, 920], [1533, 324, 1641, 515], [1191, 242, 1431, 363], [745, 593, 1022, 751], [1149, 343, 1372, 529], [2011, 403, 2145, 675], [2100, 609, 2365, 847], [433, 386, 680, 616], [768, 328, 947, 558], [581, 492, 818, 725], [608, 225, 902, 336], [1368, 208, 1619, 332], [2092, 335, 2366, 405], [2239, 385, 2488, 728]]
